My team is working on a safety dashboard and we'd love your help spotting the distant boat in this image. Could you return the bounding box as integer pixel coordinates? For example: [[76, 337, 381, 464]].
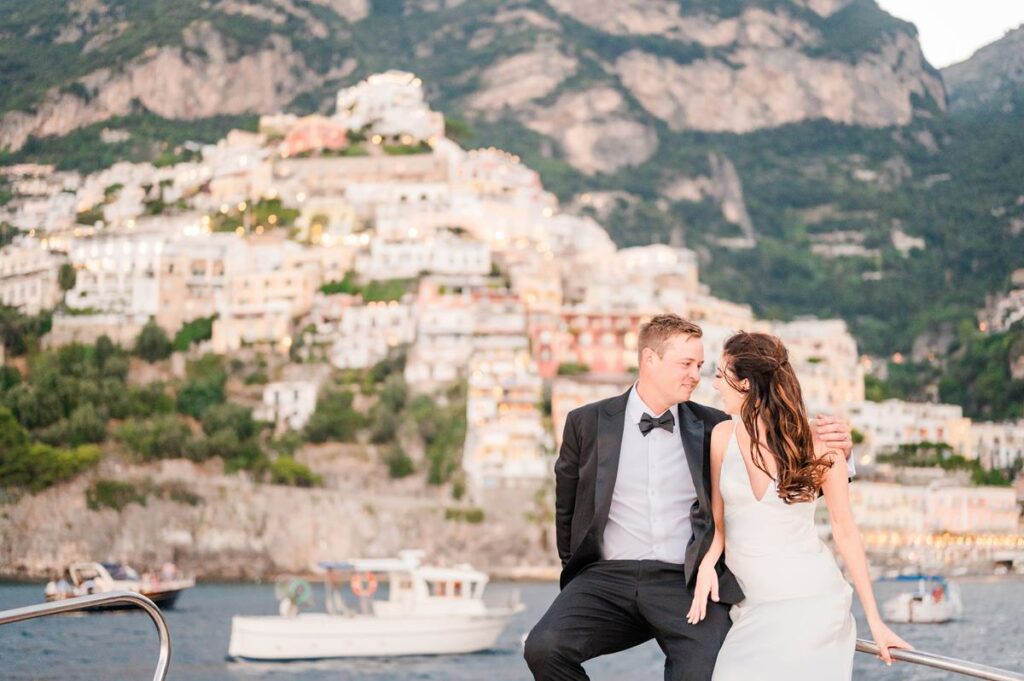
[[228, 549, 525, 660], [44, 562, 194, 611], [881, 575, 962, 624]]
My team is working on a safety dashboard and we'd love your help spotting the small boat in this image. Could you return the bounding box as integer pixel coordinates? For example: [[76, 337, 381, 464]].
[[881, 575, 962, 624], [228, 549, 525, 660], [44, 562, 195, 611]]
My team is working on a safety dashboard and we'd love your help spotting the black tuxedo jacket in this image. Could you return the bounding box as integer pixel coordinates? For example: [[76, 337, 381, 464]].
[[554, 388, 744, 604]]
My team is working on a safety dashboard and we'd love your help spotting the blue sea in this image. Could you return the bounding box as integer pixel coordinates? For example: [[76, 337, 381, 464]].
[[1, 578, 1022, 680]]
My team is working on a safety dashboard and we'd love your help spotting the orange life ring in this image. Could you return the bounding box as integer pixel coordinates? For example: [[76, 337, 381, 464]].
[[350, 571, 378, 597]]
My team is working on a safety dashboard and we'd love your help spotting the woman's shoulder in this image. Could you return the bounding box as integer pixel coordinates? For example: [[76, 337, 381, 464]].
[[710, 418, 735, 459]]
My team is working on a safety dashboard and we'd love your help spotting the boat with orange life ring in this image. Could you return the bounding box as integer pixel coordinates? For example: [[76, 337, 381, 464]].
[[228, 549, 524, 660], [349, 571, 378, 597]]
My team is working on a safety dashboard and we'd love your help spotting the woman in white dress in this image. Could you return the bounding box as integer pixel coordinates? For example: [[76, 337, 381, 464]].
[[685, 331, 910, 680]]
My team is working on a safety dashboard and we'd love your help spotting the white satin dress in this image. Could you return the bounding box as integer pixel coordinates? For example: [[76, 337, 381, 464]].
[[712, 421, 856, 681]]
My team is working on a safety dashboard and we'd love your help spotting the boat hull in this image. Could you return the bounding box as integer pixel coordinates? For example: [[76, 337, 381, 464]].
[[46, 587, 187, 611], [228, 608, 523, 660], [883, 594, 959, 624]]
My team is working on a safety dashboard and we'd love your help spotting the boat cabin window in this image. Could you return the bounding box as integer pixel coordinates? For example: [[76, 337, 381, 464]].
[[427, 580, 464, 598]]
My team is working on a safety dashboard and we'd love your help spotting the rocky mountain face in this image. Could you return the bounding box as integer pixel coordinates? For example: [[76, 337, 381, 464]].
[[2, 0, 942, 168], [0, 455, 556, 580], [943, 24, 1024, 114]]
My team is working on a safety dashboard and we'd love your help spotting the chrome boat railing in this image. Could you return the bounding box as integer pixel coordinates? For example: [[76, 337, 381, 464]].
[[3, 595, 1021, 681], [0, 590, 171, 681], [857, 639, 1024, 681]]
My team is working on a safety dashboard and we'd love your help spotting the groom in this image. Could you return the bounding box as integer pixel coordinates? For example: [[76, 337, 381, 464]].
[[524, 314, 854, 681]]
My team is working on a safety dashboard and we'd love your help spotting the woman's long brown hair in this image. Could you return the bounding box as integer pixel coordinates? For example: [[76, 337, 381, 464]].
[[722, 331, 833, 503]]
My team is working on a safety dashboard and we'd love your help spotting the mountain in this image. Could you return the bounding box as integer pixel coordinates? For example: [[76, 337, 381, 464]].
[[943, 24, 1024, 115], [0, 1, 943, 155], [2, 0, 1024, 362]]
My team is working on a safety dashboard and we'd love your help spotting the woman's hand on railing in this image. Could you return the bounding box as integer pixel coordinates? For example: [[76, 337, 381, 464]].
[[867, 618, 913, 665]]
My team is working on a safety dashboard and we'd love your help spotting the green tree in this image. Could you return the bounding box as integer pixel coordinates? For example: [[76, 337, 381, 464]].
[[382, 443, 414, 478], [269, 456, 322, 487], [557, 362, 590, 376], [94, 335, 117, 369], [58, 263, 77, 292], [304, 389, 364, 443], [134, 319, 172, 363], [172, 315, 216, 352], [201, 402, 259, 440], [0, 406, 30, 456], [115, 415, 192, 461], [176, 354, 228, 419], [1, 407, 100, 492], [86, 479, 148, 511], [65, 403, 108, 446], [368, 375, 406, 445], [0, 365, 21, 393]]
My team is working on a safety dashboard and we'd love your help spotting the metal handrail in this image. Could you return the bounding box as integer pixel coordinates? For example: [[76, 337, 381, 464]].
[[857, 639, 1024, 681], [0, 590, 171, 681]]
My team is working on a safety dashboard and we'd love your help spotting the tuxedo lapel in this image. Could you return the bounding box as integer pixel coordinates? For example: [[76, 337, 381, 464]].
[[679, 402, 709, 506], [593, 388, 630, 537]]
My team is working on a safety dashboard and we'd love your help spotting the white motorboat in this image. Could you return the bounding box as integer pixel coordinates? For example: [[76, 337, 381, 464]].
[[228, 549, 525, 660], [44, 562, 194, 611], [882, 575, 962, 624]]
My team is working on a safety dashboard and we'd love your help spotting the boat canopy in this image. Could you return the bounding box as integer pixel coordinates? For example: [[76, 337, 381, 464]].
[[317, 560, 488, 582], [880, 574, 948, 584]]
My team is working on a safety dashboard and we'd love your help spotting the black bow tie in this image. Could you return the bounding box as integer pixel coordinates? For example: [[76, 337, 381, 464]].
[[639, 410, 675, 436]]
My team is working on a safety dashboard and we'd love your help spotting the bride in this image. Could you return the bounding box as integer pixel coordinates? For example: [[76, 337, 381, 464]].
[[686, 331, 910, 679]]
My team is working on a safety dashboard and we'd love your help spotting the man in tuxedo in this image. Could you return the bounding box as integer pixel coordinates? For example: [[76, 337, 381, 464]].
[[524, 314, 854, 681]]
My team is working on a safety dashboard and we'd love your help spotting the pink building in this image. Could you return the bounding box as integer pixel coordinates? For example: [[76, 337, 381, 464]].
[[280, 116, 349, 158]]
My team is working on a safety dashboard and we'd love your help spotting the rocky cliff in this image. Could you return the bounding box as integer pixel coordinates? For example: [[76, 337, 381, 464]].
[[943, 24, 1024, 114], [2, 0, 943, 173], [0, 451, 556, 581]]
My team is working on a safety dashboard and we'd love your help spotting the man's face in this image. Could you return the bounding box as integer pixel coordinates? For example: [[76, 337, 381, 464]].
[[644, 333, 704, 403]]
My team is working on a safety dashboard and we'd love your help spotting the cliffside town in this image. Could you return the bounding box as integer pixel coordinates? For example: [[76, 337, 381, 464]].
[[1, 71, 1021, 580]]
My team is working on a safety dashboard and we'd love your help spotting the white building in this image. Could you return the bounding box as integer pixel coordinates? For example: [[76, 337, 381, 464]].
[[463, 337, 552, 495], [773, 318, 865, 413], [551, 373, 636, 449], [254, 366, 330, 433], [205, 236, 335, 353], [328, 300, 415, 369], [157, 233, 243, 332], [404, 283, 475, 389], [616, 245, 700, 288], [373, 201, 450, 242], [334, 70, 445, 143], [0, 243, 66, 314], [971, 421, 1024, 472], [847, 399, 974, 464], [454, 148, 547, 205], [65, 226, 174, 318], [355, 234, 490, 280], [9, 190, 79, 232], [848, 482, 1019, 534]]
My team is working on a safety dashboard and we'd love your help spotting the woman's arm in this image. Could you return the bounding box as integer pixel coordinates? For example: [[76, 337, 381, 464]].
[[687, 419, 732, 624], [821, 448, 911, 664]]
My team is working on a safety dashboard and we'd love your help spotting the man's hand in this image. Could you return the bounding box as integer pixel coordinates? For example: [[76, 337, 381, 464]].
[[814, 414, 853, 459]]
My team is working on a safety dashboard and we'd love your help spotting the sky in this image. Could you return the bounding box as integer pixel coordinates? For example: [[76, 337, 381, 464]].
[[876, 0, 1024, 68]]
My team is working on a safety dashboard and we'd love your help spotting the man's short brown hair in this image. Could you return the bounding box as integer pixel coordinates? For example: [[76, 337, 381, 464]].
[[638, 314, 703, 364]]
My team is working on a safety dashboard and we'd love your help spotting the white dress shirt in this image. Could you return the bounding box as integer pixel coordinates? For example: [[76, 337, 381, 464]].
[[601, 385, 696, 564]]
